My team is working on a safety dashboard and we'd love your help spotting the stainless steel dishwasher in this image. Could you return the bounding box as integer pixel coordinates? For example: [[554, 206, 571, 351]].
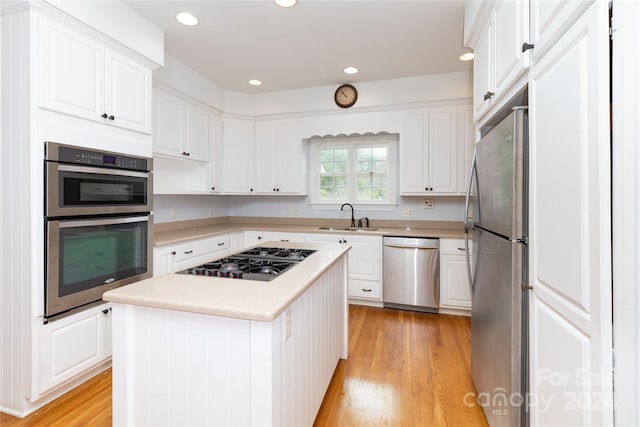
[[383, 236, 440, 312]]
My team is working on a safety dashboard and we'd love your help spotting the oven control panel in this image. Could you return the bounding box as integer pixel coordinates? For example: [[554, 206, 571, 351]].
[[45, 142, 150, 172]]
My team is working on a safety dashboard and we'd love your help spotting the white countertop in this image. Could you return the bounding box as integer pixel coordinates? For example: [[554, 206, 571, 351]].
[[103, 241, 350, 322]]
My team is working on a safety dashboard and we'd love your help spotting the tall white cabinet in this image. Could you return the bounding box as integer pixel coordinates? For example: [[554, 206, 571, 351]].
[[1, 3, 161, 417], [528, 2, 612, 425]]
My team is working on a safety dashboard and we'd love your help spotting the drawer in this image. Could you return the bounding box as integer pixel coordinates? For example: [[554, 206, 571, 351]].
[[440, 238, 472, 255], [174, 236, 230, 262], [349, 279, 381, 300]]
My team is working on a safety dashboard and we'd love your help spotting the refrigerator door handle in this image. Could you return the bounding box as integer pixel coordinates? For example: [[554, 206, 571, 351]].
[[464, 148, 477, 229], [464, 148, 477, 294]]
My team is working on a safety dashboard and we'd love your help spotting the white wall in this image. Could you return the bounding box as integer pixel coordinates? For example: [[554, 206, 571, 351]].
[[226, 195, 465, 222], [154, 55, 226, 111], [225, 71, 472, 116], [153, 195, 229, 224]]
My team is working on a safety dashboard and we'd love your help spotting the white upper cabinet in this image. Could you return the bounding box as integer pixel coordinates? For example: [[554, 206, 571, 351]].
[[529, 0, 593, 61], [38, 15, 151, 134], [400, 106, 462, 195], [153, 89, 209, 162], [470, 0, 530, 122], [457, 105, 475, 194], [254, 120, 307, 195], [221, 118, 255, 193]]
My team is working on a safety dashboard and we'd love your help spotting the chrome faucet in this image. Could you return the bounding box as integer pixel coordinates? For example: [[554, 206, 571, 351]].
[[340, 203, 356, 228]]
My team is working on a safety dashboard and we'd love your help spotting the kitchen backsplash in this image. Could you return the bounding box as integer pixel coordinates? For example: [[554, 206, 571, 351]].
[[153, 194, 465, 224]]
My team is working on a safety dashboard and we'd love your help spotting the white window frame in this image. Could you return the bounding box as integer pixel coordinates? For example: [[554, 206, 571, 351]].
[[309, 134, 398, 208]]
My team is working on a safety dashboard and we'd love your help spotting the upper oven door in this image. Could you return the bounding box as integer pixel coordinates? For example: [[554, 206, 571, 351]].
[[46, 162, 152, 217]]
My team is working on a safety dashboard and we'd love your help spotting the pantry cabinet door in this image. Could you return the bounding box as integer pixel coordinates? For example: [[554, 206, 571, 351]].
[[254, 121, 278, 193], [38, 15, 104, 121], [104, 50, 152, 134], [528, 2, 612, 426]]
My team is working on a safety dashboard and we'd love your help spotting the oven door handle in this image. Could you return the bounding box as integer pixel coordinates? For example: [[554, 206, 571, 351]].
[[57, 215, 150, 228], [57, 164, 149, 178]]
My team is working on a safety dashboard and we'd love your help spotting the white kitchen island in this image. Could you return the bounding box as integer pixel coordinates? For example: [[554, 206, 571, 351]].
[[103, 242, 349, 426]]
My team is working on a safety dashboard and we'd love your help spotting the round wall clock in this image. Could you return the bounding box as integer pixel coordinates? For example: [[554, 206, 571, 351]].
[[334, 84, 358, 108]]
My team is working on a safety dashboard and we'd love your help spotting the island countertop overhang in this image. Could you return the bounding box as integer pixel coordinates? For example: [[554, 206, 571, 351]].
[[103, 241, 350, 322]]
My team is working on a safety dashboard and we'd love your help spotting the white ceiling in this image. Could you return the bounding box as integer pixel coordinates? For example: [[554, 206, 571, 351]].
[[124, 0, 472, 93]]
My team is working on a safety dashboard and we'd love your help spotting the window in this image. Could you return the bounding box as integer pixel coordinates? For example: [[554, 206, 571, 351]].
[[310, 135, 397, 206]]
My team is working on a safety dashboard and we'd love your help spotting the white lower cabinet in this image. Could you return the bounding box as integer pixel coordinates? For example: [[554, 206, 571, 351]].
[[153, 234, 231, 275], [308, 233, 382, 303], [39, 303, 111, 394], [243, 231, 307, 248], [439, 238, 472, 314]]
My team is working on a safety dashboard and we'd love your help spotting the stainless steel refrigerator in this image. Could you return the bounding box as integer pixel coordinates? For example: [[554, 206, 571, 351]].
[[464, 107, 528, 427]]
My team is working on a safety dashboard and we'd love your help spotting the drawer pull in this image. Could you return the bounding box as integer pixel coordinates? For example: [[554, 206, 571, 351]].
[[217, 242, 225, 246], [458, 247, 465, 251], [170, 251, 176, 255], [362, 288, 372, 292], [184, 250, 194, 254], [280, 239, 289, 242]]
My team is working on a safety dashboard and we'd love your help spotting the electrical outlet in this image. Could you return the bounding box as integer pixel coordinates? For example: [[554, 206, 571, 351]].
[[400, 208, 414, 217], [424, 199, 434, 209], [170, 209, 177, 219], [287, 207, 298, 216]]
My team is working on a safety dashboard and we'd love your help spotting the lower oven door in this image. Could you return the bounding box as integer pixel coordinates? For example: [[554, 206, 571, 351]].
[[45, 214, 153, 319]]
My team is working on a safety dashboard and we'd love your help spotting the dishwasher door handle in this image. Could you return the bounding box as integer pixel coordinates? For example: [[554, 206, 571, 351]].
[[383, 244, 438, 250]]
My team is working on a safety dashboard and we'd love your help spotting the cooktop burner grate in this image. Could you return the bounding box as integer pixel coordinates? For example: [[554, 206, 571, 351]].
[[176, 247, 316, 281]]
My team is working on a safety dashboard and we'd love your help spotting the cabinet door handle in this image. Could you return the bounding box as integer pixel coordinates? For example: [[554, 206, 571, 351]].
[[184, 250, 193, 254], [182, 152, 190, 156], [102, 309, 109, 314], [361, 288, 372, 292], [522, 42, 535, 52], [171, 251, 176, 255], [101, 113, 108, 119], [483, 91, 495, 101], [217, 242, 225, 246], [108, 115, 115, 121]]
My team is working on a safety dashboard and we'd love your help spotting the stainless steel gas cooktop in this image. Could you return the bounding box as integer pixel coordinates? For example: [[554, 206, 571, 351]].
[[177, 247, 316, 281]]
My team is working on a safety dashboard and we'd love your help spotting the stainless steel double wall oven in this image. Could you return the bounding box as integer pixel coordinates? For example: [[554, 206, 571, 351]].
[[44, 142, 153, 320]]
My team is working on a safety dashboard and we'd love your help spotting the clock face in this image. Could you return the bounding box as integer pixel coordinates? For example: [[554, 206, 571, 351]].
[[334, 84, 358, 108]]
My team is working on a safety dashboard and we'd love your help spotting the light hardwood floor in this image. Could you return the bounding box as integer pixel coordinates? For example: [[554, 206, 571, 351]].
[[1, 306, 487, 426]]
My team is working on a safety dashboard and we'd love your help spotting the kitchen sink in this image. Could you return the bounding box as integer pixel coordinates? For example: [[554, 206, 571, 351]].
[[317, 226, 378, 232]]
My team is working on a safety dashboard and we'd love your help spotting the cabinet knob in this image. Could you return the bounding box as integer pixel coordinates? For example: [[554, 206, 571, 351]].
[[250, 188, 254, 192], [483, 91, 495, 101], [101, 113, 108, 119], [171, 251, 176, 255], [108, 115, 115, 120], [258, 236, 262, 240], [102, 309, 109, 314], [276, 188, 280, 192], [273, 188, 276, 192], [211, 187, 216, 190]]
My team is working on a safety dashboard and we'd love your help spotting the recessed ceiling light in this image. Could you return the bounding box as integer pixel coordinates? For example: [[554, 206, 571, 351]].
[[343, 66, 359, 75], [176, 12, 198, 26], [248, 79, 263, 86], [274, 0, 297, 7], [459, 52, 474, 61]]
